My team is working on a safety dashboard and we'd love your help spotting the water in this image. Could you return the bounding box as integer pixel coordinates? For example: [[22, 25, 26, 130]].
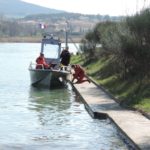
[[0, 43, 128, 150]]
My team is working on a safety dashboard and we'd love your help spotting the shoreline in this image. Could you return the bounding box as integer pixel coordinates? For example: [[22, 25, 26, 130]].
[[71, 79, 150, 150], [0, 36, 82, 43]]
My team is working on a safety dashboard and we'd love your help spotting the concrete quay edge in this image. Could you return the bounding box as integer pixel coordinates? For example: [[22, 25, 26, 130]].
[[69, 80, 150, 150]]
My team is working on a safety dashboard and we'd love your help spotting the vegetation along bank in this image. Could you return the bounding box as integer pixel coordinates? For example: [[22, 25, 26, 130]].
[[71, 8, 150, 118]]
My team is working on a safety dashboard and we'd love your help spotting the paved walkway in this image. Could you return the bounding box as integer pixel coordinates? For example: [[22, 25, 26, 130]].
[[71, 81, 150, 150]]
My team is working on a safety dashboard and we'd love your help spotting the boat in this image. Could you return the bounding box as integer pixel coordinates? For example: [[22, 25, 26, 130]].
[[28, 34, 71, 88]]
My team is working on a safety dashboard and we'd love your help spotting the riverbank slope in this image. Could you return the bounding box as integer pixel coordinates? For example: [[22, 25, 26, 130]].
[[71, 55, 150, 118]]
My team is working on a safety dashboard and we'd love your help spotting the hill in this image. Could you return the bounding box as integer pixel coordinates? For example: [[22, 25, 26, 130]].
[[0, 0, 65, 17], [0, 0, 124, 42]]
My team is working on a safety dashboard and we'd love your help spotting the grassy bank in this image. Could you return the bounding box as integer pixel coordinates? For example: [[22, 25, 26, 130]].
[[71, 55, 150, 115]]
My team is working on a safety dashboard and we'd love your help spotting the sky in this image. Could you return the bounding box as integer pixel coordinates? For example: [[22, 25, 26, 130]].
[[21, 0, 150, 16]]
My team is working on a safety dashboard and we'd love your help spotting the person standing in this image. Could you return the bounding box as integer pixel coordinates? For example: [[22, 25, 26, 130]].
[[60, 46, 71, 66]]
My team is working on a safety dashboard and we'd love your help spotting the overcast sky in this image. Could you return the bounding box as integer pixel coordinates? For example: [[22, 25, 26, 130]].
[[21, 0, 150, 16]]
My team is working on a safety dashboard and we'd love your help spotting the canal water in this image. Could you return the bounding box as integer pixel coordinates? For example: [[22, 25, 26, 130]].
[[0, 43, 129, 149]]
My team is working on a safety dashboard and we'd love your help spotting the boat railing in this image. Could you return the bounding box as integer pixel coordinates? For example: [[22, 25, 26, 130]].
[[29, 62, 71, 72], [60, 65, 71, 72], [29, 62, 45, 70]]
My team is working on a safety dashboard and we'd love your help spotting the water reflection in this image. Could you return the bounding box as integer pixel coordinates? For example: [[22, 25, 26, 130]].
[[28, 86, 76, 126], [0, 43, 128, 149], [27, 86, 128, 150]]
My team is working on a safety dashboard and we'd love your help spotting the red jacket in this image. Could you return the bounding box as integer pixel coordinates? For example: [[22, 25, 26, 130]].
[[36, 56, 49, 69], [73, 65, 85, 77]]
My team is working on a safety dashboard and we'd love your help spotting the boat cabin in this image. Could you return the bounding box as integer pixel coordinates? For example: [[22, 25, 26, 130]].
[[41, 34, 61, 68]]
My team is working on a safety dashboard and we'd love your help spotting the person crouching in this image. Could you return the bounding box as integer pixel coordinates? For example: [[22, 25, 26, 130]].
[[71, 64, 90, 84]]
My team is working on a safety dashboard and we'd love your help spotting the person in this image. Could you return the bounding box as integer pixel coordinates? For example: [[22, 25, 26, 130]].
[[36, 53, 50, 69], [71, 64, 90, 84], [60, 46, 71, 66]]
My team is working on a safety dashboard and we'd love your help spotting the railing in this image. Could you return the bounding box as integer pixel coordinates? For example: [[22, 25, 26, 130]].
[[29, 62, 71, 73], [29, 62, 44, 70], [60, 65, 71, 72]]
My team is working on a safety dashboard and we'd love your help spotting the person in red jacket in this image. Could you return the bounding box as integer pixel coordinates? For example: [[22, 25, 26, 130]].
[[71, 64, 90, 84], [36, 53, 50, 69]]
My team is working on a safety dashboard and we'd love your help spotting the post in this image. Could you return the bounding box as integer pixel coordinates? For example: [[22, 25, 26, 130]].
[[65, 30, 68, 48], [65, 21, 69, 49]]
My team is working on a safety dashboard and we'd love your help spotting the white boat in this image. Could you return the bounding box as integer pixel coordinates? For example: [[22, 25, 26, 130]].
[[28, 34, 71, 88]]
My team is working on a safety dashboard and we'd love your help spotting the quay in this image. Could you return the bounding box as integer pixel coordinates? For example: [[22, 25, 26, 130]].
[[70, 79, 150, 150]]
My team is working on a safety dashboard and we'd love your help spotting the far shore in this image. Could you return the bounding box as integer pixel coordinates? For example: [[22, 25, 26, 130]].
[[0, 36, 82, 43]]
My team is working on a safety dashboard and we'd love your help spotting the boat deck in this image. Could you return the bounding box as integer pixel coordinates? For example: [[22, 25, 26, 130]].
[[71, 80, 150, 150]]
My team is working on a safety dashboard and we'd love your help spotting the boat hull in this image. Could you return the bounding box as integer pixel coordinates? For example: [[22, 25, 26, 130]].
[[29, 69, 70, 88]]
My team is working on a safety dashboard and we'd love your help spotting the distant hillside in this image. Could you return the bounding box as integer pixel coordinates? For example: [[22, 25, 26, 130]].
[[0, 0, 65, 17], [0, 0, 124, 43], [21, 12, 123, 40]]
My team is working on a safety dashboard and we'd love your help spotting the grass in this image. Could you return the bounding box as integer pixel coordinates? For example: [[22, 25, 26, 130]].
[[70, 54, 83, 65], [135, 98, 150, 112], [71, 54, 150, 114]]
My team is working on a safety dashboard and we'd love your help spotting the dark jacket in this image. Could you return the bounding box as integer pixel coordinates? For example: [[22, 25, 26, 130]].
[[60, 50, 71, 66]]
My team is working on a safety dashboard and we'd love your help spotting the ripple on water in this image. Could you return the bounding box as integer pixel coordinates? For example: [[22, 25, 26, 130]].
[[0, 43, 129, 150]]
